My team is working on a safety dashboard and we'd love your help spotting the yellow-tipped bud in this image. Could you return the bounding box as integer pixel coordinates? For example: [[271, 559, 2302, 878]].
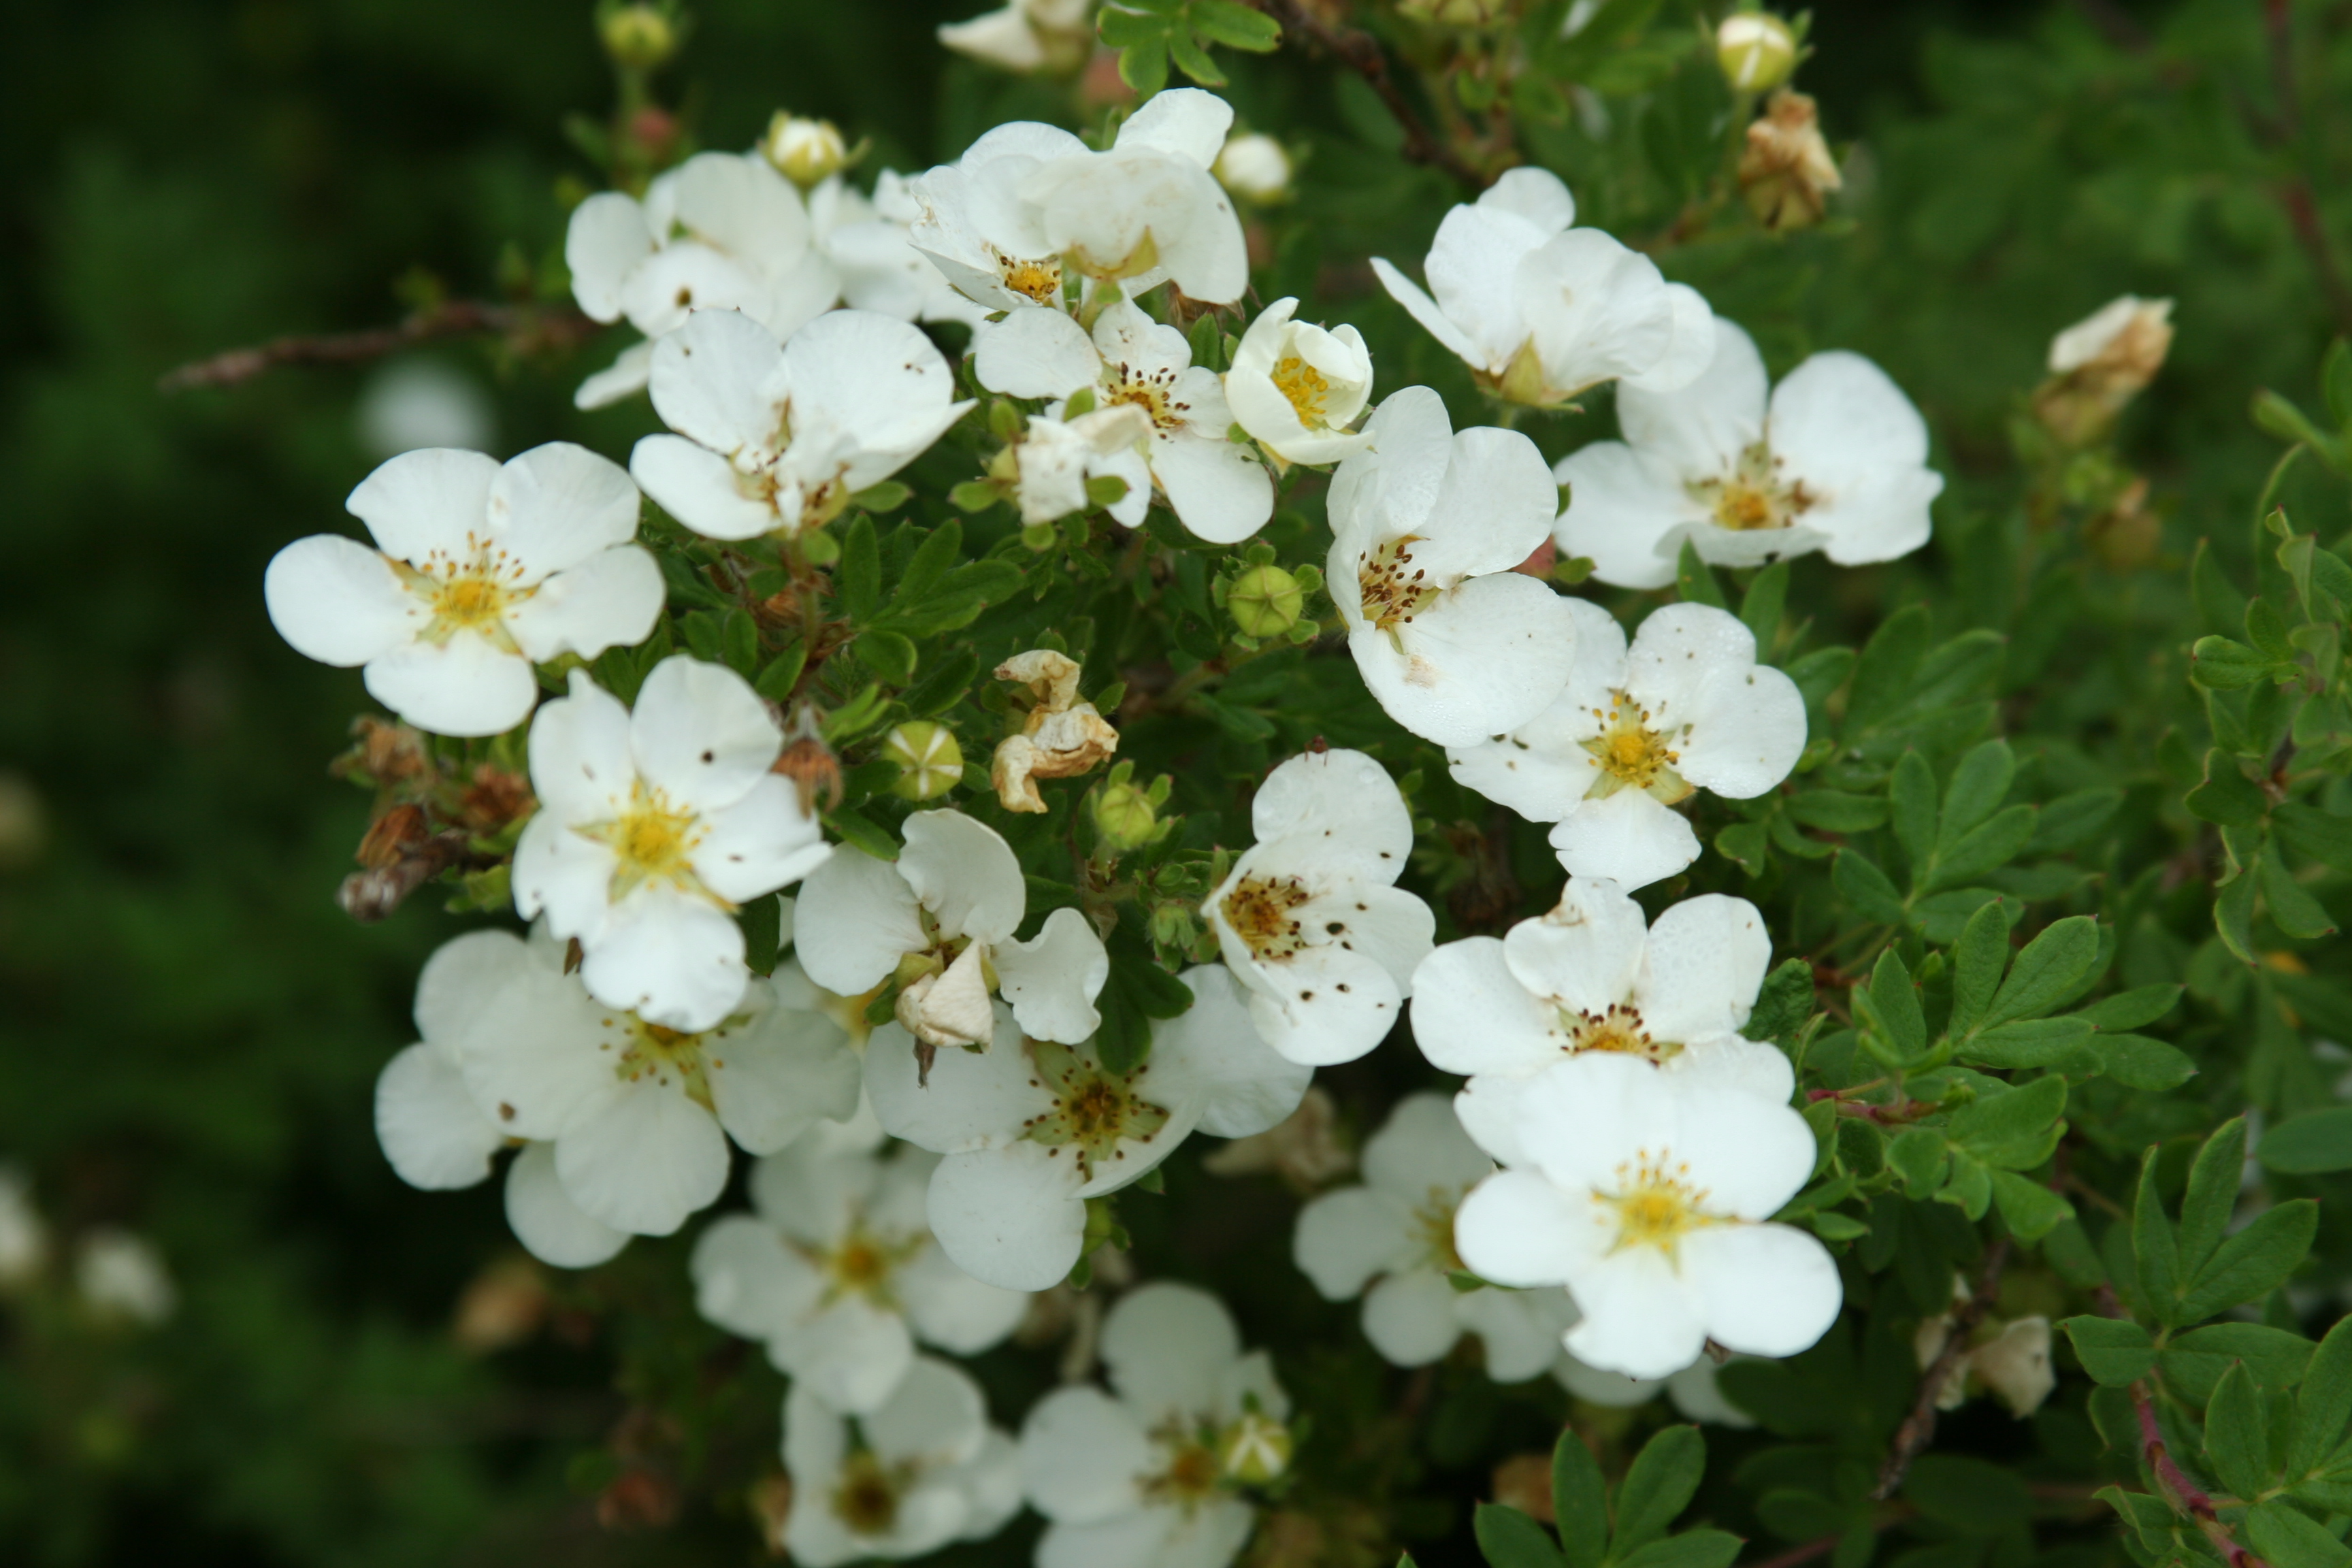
[[762, 112, 848, 188], [599, 3, 676, 70], [883, 722, 964, 802], [1716, 14, 1798, 93]]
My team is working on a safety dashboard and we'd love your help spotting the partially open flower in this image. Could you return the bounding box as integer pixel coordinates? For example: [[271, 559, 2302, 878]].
[[990, 649, 1119, 813], [1226, 297, 1375, 467], [1738, 90, 1841, 231]]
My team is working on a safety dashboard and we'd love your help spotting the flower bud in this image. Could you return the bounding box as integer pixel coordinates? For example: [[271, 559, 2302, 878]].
[[2032, 295, 2174, 445], [1147, 900, 1200, 953], [1970, 1316, 2055, 1418], [883, 721, 964, 802], [1092, 777, 1159, 850], [1716, 14, 1798, 93], [1214, 133, 1294, 205], [1738, 89, 1841, 231], [1218, 1410, 1293, 1484], [762, 112, 848, 188], [1228, 563, 1305, 638], [598, 3, 677, 70]]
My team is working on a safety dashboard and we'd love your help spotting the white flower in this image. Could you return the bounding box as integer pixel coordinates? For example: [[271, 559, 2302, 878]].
[[1554, 318, 1942, 588], [1551, 1348, 1756, 1428], [692, 1115, 1031, 1413], [911, 90, 1248, 310], [565, 151, 838, 408], [795, 808, 1110, 1053], [1371, 168, 1715, 406], [0, 1166, 46, 1288], [355, 359, 495, 458], [513, 657, 830, 1031], [1294, 1093, 1574, 1379], [1414, 878, 1793, 1166], [938, 0, 1094, 74], [975, 297, 1272, 543], [1453, 1051, 1841, 1379], [1326, 388, 1580, 746], [1447, 600, 1806, 890], [1012, 405, 1156, 525], [821, 172, 993, 330], [631, 308, 973, 542], [1224, 297, 1373, 466], [264, 444, 661, 738], [1213, 132, 1292, 204], [866, 971, 1311, 1290], [1205, 748, 1434, 1066], [75, 1229, 176, 1326], [1019, 1282, 1288, 1568], [783, 1354, 1023, 1566]]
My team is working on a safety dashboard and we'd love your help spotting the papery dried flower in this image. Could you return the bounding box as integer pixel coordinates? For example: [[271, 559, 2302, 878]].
[[2033, 295, 2175, 445], [990, 649, 1118, 813], [771, 702, 844, 816], [1740, 90, 1841, 231]]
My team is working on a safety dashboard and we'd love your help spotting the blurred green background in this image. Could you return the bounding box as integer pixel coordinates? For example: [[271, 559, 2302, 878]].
[[1, 0, 2342, 1561]]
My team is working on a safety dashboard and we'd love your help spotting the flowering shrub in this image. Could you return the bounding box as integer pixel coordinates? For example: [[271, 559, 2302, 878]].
[[18, 0, 2352, 1564]]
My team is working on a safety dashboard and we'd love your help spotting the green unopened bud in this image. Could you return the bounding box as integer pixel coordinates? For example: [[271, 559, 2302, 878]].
[[1228, 564, 1305, 638], [1147, 900, 1199, 953], [599, 3, 677, 70], [1092, 777, 1159, 851], [883, 722, 963, 802], [1217, 1411, 1292, 1484], [1716, 13, 1798, 93], [762, 112, 848, 187]]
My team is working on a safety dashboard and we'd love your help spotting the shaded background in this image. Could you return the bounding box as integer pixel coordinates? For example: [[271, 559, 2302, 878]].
[[0, 0, 2337, 1561]]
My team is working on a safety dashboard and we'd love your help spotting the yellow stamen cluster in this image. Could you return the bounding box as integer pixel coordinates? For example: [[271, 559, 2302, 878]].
[[996, 251, 1064, 306], [1563, 1002, 1684, 1066], [1219, 875, 1313, 962], [1357, 536, 1441, 638], [1021, 1039, 1173, 1180], [1579, 692, 1693, 804], [1690, 440, 1814, 533], [1270, 354, 1332, 426], [1600, 1149, 1714, 1262], [1411, 1188, 1467, 1273], [576, 781, 719, 904], [396, 532, 534, 651], [1104, 360, 1189, 431]]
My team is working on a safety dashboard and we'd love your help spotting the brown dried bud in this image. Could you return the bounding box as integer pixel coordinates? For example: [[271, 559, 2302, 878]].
[[333, 715, 436, 787], [1200, 1087, 1356, 1190], [595, 1468, 679, 1531], [1491, 1452, 1558, 1523], [990, 650, 1119, 813], [357, 804, 430, 869], [458, 765, 536, 835], [337, 830, 472, 923], [1739, 90, 1842, 231], [771, 704, 843, 817], [451, 1254, 548, 1354], [2084, 476, 2161, 568], [2031, 296, 2174, 445], [747, 1471, 794, 1556]]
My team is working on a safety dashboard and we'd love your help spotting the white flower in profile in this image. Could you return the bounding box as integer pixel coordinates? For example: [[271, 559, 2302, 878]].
[[264, 444, 661, 738], [866, 972, 1311, 1290], [565, 151, 838, 408], [0, 1166, 47, 1288], [1554, 318, 1943, 589], [938, 0, 1094, 74], [631, 308, 973, 542], [1371, 168, 1715, 407], [1020, 1282, 1290, 1568], [975, 297, 1272, 543], [911, 90, 1248, 311], [692, 1115, 1030, 1414], [795, 808, 1110, 1056], [1205, 749, 1435, 1066], [1325, 388, 1580, 746], [1294, 1094, 1574, 1379], [75, 1230, 176, 1326], [783, 1354, 1024, 1566], [1448, 601, 1806, 890], [1011, 405, 1156, 525], [1224, 297, 1374, 467], [1414, 878, 1792, 1166], [513, 657, 830, 1031], [1454, 1051, 1841, 1379]]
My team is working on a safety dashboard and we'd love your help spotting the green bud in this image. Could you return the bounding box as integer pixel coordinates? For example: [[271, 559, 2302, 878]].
[[598, 3, 677, 69], [1147, 900, 1199, 953], [1228, 563, 1305, 639], [1716, 13, 1798, 93], [1092, 777, 1159, 851], [1217, 1411, 1292, 1484], [1020, 520, 1059, 551], [760, 112, 847, 188], [882, 722, 963, 802]]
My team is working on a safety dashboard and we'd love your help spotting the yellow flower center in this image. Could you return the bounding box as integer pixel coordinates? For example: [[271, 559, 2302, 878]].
[[1143, 1429, 1226, 1507], [1358, 536, 1442, 638], [575, 782, 719, 904], [1105, 361, 1186, 431], [1563, 1002, 1684, 1066], [1579, 692, 1693, 804], [1600, 1150, 1714, 1262], [1219, 874, 1312, 961], [996, 252, 1064, 306], [1691, 440, 1814, 532], [393, 533, 533, 651], [1270, 354, 1332, 427]]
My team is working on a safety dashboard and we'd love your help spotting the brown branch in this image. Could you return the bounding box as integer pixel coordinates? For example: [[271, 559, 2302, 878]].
[[1873, 1236, 2012, 1500], [159, 300, 600, 393], [1248, 0, 1487, 189]]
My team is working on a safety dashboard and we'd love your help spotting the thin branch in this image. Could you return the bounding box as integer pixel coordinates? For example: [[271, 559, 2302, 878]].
[[2093, 1286, 2271, 1568], [1248, 0, 1486, 189], [1873, 1236, 2012, 1499], [158, 299, 600, 393]]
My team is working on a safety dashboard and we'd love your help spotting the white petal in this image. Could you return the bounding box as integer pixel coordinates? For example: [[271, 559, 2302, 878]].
[[1460, 1288, 1578, 1383], [866, 1354, 987, 1467], [1479, 167, 1575, 233], [1671, 1087, 1818, 1220], [511, 819, 620, 943], [1618, 317, 1767, 475], [1369, 257, 1482, 370], [629, 653, 780, 811], [926, 1143, 1087, 1291], [412, 932, 532, 1058], [1429, 205, 1555, 372], [345, 446, 500, 561], [1019, 1386, 1151, 1525], [692, 774, 829, 902], [1501, 877, 1650, 1016], [1162, 1501, 1258, 1568], [578, 883, 749, 1032], [1354, 574, 1579, 748], [1216, 1348, 1288, 1424], [374, 1043, 503, 1190], [668, 150, 812, 267], [1038, 1514, 1178, 1568], [1512, 1053, 1678, 1196], [1116, 86, 1232, 165], [1636, 895, 1769, 1042], [1362, 1270, 1466, 1367], [1446, 693, 1614, 826], [1549, 789, 1700, 890], [1453, 1169, 1592, 1287], [974, 304, 1100, 397], [1563, 1247, 1710, 1380], [630, 433, 777, 541], [554, 1079, 730, 1235], [1152, 429, 1274, 544], [1618, 284, 1720, 395], [263, 535, 421, 666], [948, 1427, 1026, 1542], [1555, 1351, 1667, 1407], [442, 947, 620, 1141], [689, 1213, 811, 1340], [1244, 941, 1405, 1066], [792, 847, 927, 995], [994, 906, 1109, 1043], [1771, 350, 1929, 474], [1330, 384, 1457, 543], [1453, 1077, 1531, 1166], [1552, 442, 1707, 591], [900, 809, 1026, 944], [1250, 747, 1414, 868], [898, 1244, 1032, 1354], [1683, 1224, 1843, 1360], [777, 1295, 919, 1414], [566, 192, 655, 323], [1517, 229, 1678, 394], [1667, 1355, 1758, 1428], [749, 1133, 883, 1245], [1406, 425, 1558, 581], [489, 441, 642, 580], [1152, 964, 1314, 1138], [649, 308, 789, 456], [784, 310, 966, 457], [1410, 936, 1565, 1077], [1102, 1281, 1238, 1422], [706, 997, 861, 1155], [1364, 1092, 1494, 1196], [1293, 1186, 1416, 1299], [574, 338, 655, 410], [502, 545, 664, 663], [504, 1143, 630, 1268], [1668, 1034, 1796, 1103], [363, 632, 538, 738], [523, 666, 635, 824], [1667, 666, 1806, 801], [864, 1009, 1047, 1152]]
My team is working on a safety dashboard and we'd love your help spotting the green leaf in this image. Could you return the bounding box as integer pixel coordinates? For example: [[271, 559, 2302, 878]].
[[1959, 1015, 2097, 1071], [1946, 1075, 2067, 1169], [2261, 853, 2340, 938], [2187, 750, 2269, 825], [1612, 1426, 1705, 1554], [735, 893, 781, 978], [839, 514, 881, 623], [1901, 1454, 2034, 1533], [2093, 1033, 2199, 1091], [1786, 790, 1889, 833], [2191, 634, 2285, 690], [2192, 537, 2251, 636], [1610, 1531, 1742, 1568], [1714, 820, 1768, 877], [1094, 949, 1196, 1076], [1865, 949, 1927, 1062], [2289, 1315, 2352, 1479], [1989, 1169, 2074, 1241], [1948, 900, 2011, 1039], [1886, 1127, 1948, 1196], [823, 808, 898, 863], [2204, 1362, 2272, 1502], [855, 629, 917, 685], [1833, 849, 1906, 926], [755, 641, 808, 702], [1166, 28, 1227, 86], [2176, 1200, 2318, 1323], [2032, 786, 2123, 852], [2061, 1316, 2157, 1386], [1981, 916, 2100, 1028], [1746, 959, 1815, 1046], [1740, 559, 1789, 652], [2261, 1107, 2352, 1173], [1472, 1503, 1565, 1568], [893, 517, 963, 604], [1118, 35, 1170, 94], [1674, 540, 1725, 608], [1938, 740, 2016, 843], [1551, 1426, 1607, 1568], [1927, 804, 2038, 892], [2217, 860, 2261, 962], [2178, 1117, 2248, 1274], [2072, 985, 2184, 1030], [1891, 751, 1938, 879], [2133, 1155, 2183, 1325], [1097, 4, 1167, 45], [2276, 802, 2352, 871], [2245, 1500, 2352, 1568], [1191, 0, 1284, 50], [2163, 1323, 2316, 1406]]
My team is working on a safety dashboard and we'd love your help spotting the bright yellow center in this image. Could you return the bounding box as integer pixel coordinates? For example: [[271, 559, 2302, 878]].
[[433, 574, 509, 627], [1358, 536, 1442, 637], [1563, 1002, 1684, 1065], [576, 783, 718, 904], [1601, 1151, 1714, 1262], [1105, 361, 1185, 430], [1580, 692, 1693, 804], [1692, 440, 1813, 532], [1219, 875, 1312, 961], [997, 252, 1064, 305], [1271, 354, 1331, 426], [395, 534, 532, 651]]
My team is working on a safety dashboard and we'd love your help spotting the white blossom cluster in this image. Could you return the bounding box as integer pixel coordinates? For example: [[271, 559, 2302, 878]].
[[248, 37, 1954, 1561]]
